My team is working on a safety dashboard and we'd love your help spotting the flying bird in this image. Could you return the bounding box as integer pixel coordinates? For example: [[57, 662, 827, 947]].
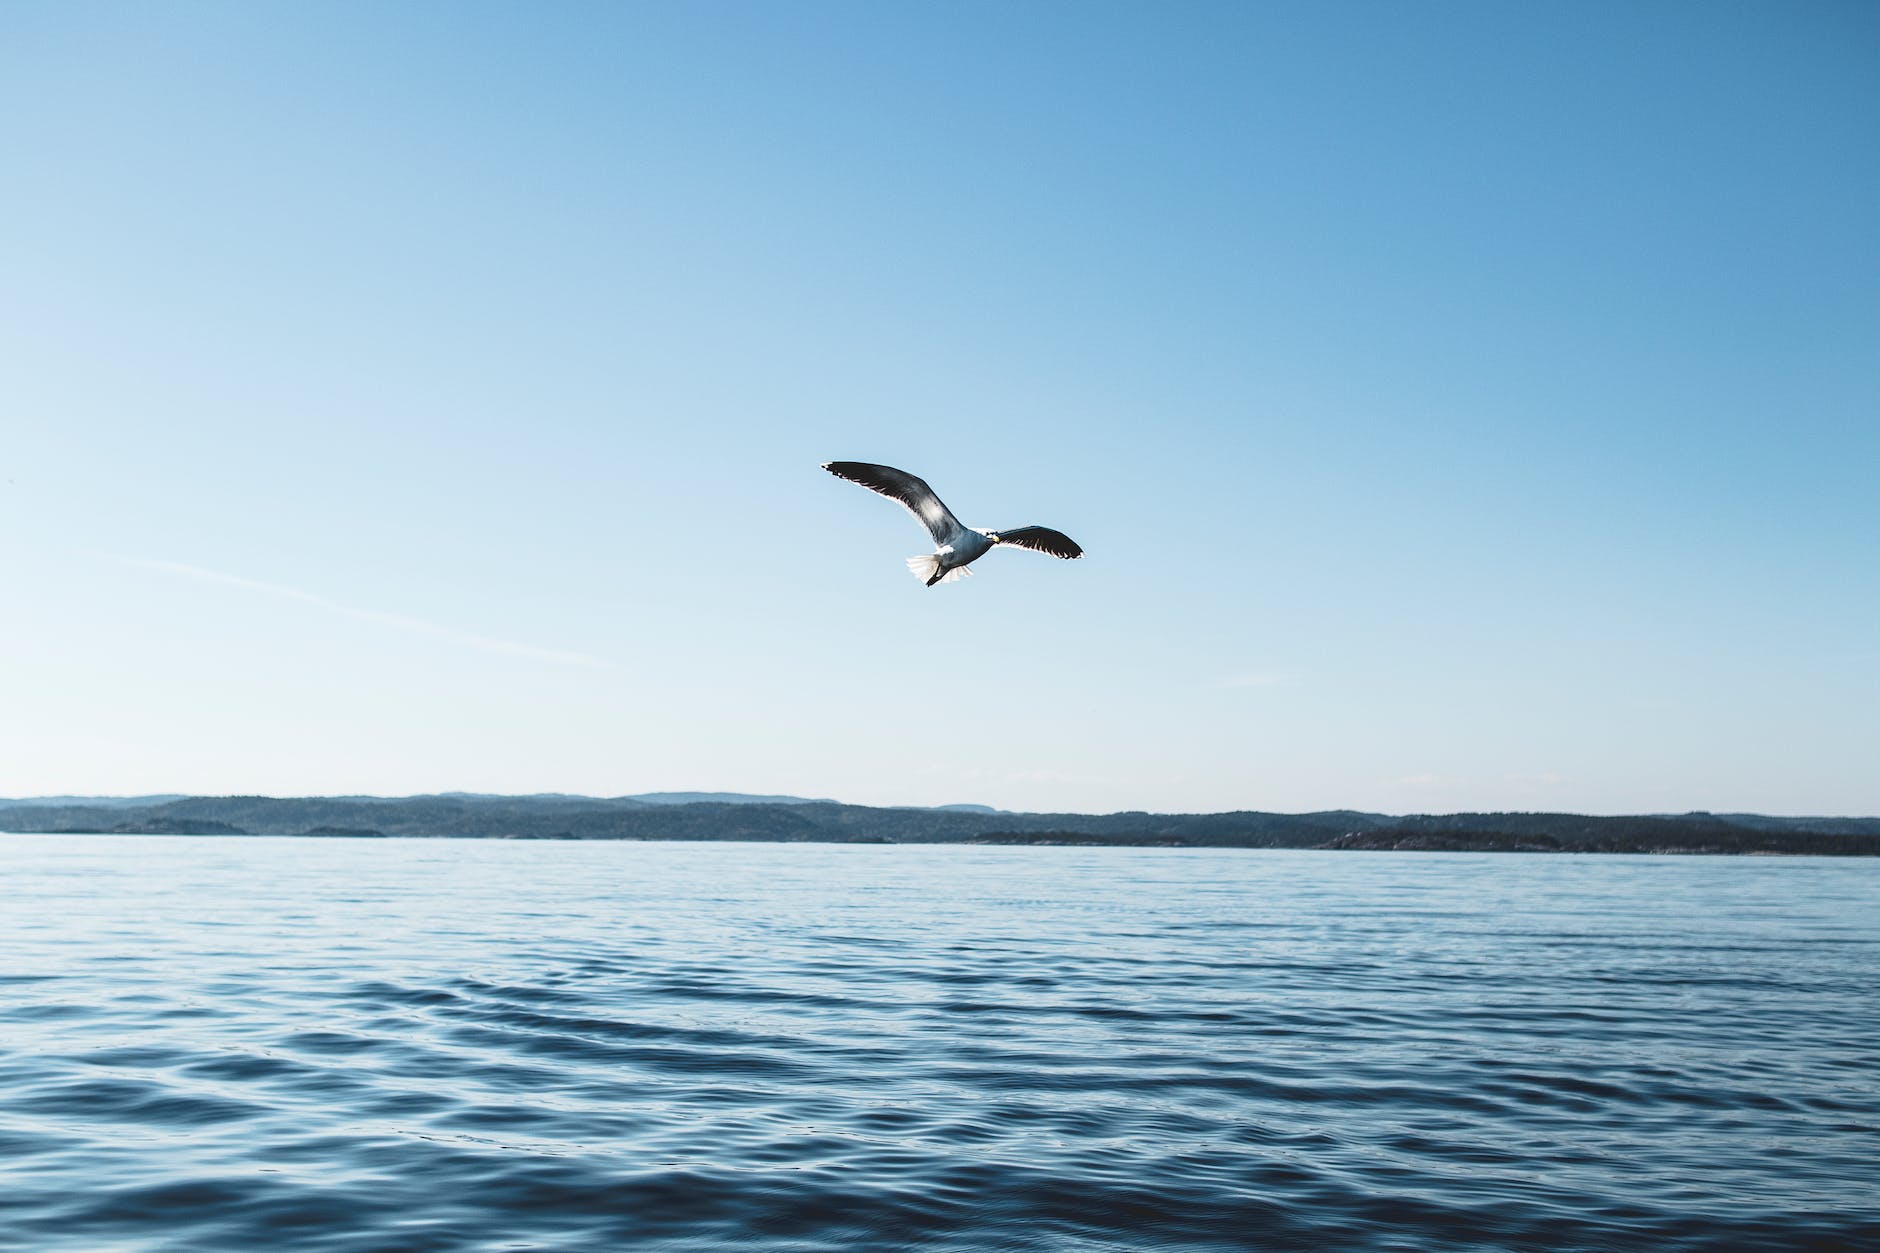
[[822, 461, 1083, 587]]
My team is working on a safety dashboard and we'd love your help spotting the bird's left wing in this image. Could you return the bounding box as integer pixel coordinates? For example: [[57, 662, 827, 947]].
[[822, 461, 965, 547], [993, 526, 1083, 559]]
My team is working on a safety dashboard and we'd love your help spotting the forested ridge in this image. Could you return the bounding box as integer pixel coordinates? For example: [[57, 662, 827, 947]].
[[4, 795, 1877, 854]]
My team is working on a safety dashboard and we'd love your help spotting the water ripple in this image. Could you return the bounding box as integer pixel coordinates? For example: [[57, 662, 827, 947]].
[[1, 837, 1876, 1251]]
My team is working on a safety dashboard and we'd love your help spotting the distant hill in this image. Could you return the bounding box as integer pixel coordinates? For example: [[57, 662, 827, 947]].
[[2, 795, 1876, 854], [0, 795, 187, 809], [626, 792, 836, 806]]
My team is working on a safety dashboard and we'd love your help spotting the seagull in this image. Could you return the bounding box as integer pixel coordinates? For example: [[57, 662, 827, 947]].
[[822, 461, 1083, 587]]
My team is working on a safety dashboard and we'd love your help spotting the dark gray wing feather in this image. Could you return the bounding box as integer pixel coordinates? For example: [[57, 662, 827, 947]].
[[823, 461, 964, 547], [994, 526, 1083, 559]]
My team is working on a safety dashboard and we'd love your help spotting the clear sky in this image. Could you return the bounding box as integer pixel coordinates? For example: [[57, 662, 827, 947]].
[[3, 2, 1876, 815]]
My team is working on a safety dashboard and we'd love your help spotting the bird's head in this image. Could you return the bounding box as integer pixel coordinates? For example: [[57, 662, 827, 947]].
[[985, 532, 1002, 544]]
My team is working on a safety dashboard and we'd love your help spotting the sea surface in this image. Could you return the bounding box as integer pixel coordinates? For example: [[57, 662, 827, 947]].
[[1, 836, 1875, 1252]]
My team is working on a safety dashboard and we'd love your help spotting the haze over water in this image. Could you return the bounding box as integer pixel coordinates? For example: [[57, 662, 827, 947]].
[[3, 836, 1874, 1251]]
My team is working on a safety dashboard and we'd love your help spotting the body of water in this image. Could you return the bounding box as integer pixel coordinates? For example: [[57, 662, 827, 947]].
[[1, 836, 1874, 1250]]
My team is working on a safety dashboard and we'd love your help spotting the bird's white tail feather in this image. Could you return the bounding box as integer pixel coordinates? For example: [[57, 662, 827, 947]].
[[905, 554, 973, 584]]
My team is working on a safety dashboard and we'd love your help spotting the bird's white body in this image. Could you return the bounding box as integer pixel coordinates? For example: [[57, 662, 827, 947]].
[[906, 530, 994, 584]]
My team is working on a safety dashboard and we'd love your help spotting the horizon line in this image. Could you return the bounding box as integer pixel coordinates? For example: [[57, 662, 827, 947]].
[[1, 792, 1873, 821]]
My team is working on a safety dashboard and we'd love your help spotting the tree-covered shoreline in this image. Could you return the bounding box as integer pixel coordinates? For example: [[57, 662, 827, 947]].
[[4, 795, 1877, 855]]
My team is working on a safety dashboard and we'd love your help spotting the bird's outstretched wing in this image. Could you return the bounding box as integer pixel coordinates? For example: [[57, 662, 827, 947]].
[[994, 526, 1083, 559], [822, 461, 965, 548]]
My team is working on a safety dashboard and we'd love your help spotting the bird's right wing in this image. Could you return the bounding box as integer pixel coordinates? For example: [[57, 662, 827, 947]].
[[994, 526, 1083, 559], [822, 461, 965, 547]]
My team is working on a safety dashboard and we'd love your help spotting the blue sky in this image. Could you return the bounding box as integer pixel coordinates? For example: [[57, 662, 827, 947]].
[[3, 2, 1875, 814]]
